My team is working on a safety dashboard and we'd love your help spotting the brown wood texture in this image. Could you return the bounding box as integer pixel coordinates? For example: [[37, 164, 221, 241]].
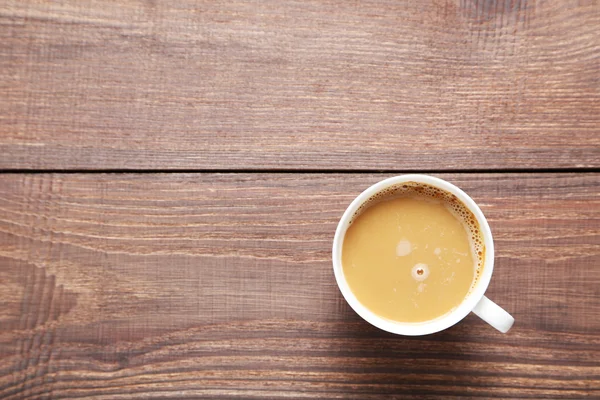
[[1, 0, 599, 170], [0, 173, 598, 399]]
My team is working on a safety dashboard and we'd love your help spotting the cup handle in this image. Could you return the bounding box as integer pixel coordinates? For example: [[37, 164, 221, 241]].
[[472, 296, 515, 333]]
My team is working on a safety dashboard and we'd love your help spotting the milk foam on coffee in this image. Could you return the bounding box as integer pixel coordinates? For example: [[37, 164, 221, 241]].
[[342, 182, 485, 323]]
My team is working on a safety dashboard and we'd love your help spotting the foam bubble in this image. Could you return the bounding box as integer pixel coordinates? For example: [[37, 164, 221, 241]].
[[412, 263, 429, 282], [396, 239, 412, 257]]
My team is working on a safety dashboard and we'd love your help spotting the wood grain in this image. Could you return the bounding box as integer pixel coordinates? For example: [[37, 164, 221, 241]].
[[1, 0, 599, 170], [0, 173, 598, 399]]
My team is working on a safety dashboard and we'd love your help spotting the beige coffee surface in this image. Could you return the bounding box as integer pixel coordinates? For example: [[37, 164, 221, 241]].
[[342, 195, 480, 323]]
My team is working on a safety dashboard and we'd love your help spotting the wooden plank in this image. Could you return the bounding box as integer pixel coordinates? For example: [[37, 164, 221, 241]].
[[0, 172, 598, 399], [1, 0, 599, 170]]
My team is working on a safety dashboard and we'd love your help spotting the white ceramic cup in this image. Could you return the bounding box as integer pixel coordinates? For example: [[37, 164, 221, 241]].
[[332, 174, 514, 335]]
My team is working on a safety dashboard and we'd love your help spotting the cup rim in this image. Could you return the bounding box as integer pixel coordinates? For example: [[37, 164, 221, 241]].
[[332, 174, 494, 336]]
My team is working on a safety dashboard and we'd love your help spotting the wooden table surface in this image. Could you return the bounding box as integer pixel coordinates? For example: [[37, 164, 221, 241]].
[[1, 1, 599, 399]]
